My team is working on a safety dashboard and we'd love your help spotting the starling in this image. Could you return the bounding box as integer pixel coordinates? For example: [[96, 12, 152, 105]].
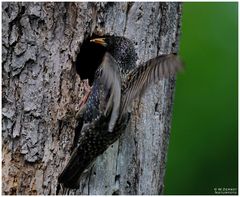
[[57, 36, 182, 191]]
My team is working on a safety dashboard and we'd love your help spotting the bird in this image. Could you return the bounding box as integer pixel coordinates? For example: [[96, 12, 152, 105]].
[[57, 35, 183, 191]]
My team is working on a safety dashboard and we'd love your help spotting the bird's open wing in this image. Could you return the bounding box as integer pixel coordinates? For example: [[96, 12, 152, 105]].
[[120, 54, 183, 115], [96, 52, 121, 132]]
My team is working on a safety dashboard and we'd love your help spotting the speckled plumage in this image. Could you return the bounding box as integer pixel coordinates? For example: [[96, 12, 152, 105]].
[[104, 36, 137, 78], [57, 36, 182, 190], [83, 36, 137, 123]]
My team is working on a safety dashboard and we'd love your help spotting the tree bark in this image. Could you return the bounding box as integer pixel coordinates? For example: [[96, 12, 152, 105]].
[[2, 2, 182, 195]]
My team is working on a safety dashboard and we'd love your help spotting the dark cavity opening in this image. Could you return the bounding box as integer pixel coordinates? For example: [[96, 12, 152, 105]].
[[75, 35, 107, 86]]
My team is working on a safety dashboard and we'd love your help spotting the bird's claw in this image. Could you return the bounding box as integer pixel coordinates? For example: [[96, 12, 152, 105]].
[[79, 79, 92, 109]]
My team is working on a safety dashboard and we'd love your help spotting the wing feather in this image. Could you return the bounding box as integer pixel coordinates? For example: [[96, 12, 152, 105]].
[[97, 52, 121, 132], [120, 54, 183, 115]]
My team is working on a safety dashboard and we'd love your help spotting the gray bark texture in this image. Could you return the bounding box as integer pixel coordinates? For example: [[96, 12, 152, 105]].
[[2, 2, 182, 195]]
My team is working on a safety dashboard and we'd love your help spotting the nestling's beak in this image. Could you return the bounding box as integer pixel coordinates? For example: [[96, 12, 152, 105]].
[[90, 38, 107, 47]]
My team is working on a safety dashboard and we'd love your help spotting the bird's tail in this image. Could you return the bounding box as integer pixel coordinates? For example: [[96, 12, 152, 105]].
[[57, 113, 131, 191], [58, 147, 88, 189], [57, 121, 100, 190], [57, 116, 112, 190]]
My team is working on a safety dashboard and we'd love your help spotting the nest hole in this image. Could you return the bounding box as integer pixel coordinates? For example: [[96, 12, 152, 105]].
[[75, 35, 107, 86]]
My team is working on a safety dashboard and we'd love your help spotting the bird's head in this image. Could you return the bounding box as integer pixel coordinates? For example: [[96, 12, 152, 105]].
[[90, 36, 137, 77]]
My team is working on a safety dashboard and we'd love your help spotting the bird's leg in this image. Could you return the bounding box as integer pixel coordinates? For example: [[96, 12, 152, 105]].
[[73, 80, 92, 153], [75, 105, 87, 121], [75, 79, 91, 120], [79, 79, 92, 110]]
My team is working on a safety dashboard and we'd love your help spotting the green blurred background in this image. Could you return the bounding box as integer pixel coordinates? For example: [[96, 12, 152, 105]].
[[164, 3, 238, 195]]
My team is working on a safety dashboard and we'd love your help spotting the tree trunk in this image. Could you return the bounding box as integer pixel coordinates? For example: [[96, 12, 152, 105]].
[[2, 2, 182, 195]]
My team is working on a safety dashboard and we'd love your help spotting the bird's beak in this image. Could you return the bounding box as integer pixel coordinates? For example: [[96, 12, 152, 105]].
[[90, 38, 107, 47]]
